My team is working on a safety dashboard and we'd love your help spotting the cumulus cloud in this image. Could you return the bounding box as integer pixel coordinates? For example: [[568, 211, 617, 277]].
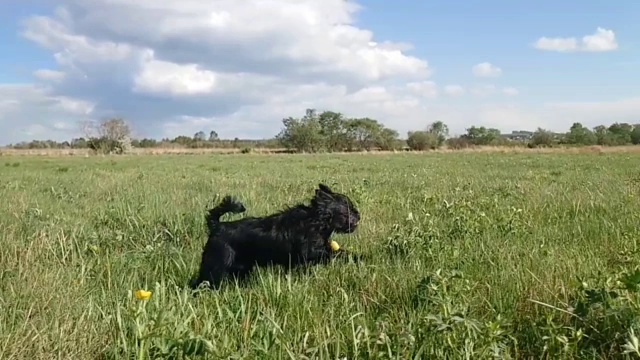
[[32, 0, 430, 85], [502, 87, 519, 96], [443, 85, 465, 96], [546, 97, 640, 124], [4, 0, 441, 142], [406, 81, 439, 99], [533, 27, 618, 52], [133, 59, 219, 96], [33, 69, 66, 82], [0, 2, 634, 145], [159, 83, 429, 139], [472, 62, 502, 77], [0, 84, 95, 144], [470, 84, 497, 97]]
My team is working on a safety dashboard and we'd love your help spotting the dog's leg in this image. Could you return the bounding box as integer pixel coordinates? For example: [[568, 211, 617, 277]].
[[191, 241, 236, 290]]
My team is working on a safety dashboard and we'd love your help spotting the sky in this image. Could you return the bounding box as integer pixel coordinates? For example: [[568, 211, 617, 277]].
[[0, 0, 639, 145]]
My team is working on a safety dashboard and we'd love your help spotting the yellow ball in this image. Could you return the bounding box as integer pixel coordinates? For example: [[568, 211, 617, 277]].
[[330, 240, 340, 251]]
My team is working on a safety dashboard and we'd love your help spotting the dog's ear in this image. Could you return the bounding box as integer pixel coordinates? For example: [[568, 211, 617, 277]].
[[317, 183, 334, 194], [314, 184, 334, 203], [315, 188, 333, 201]]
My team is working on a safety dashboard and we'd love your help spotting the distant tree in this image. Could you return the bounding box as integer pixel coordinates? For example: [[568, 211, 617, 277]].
[[445, 136, 472, 150], [276, 109, 398, 153], [194, 131, 207, 141], [593, 125, 610, 145], [70, 137, 89, 148], [590, 123, 633, 146], [407, 131, 439, 150], [35, 116, 640, 153], [276, 110, 324, 152], [565, 122, 597, 145], [529, 127, 555, 147], [376, 127, 400, 151], [607, 122, 633, 145], [345, 118, 383, 151], [100, 118, 131, 141], [631, 125, 640, 145], [137, 138, 158, 148], [171, 136, 193, 146], [462, 126, 501, 145], [318, 110, 348, 152], [80, 117, 133, 154], [426, 121, 449, 147], [208, 131, 219, 141]]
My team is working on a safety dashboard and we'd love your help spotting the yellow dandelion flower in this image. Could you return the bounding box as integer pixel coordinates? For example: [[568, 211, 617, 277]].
[[330, 240, 340, 252], [134, 289, 152, 300]]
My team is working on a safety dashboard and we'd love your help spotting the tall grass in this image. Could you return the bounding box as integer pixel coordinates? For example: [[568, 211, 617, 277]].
[[1, 152, 640, 359]]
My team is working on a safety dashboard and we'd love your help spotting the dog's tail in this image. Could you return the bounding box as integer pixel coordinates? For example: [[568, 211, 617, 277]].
[[206, 195, 246, 233]]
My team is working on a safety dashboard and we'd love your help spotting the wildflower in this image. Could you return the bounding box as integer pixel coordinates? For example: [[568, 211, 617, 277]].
[[134, 289, 152, 300], [330, 240, 340, 251]]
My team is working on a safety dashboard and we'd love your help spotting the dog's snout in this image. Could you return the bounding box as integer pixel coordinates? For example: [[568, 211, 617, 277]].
[[350, 212, 360, 224]]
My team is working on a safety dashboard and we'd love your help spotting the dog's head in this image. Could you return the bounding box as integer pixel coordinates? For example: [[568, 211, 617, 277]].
[[311, 183, 360, 233]]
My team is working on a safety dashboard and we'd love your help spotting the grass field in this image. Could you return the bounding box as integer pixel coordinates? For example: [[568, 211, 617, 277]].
[[2, 152, 640, 359]]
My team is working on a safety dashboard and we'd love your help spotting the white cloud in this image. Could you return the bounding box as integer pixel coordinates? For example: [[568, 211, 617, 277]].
[[533, 27, 618, 52], [533, 37, 577, 52], [406, 81, 438, 99], [22, 15, 136, 64], [443, 85, 465, 96], [1, 2, 635, 145], [0, 84, 95, 144], [582, 28, 618, 52], [33, 69, 66, 82], [159, 83, 429, 139], [502, 87, 519, 96], [28, 0, 430, 86], [133, 59, 218, 96], [470, 84, 497, 97], [475, 104, 546, 131], [2, 0, 442, 143], [374, 41, 415, 52], [458, 98, 640, 135], [472, 62, 502, 77], [546, 97, 640, 124]]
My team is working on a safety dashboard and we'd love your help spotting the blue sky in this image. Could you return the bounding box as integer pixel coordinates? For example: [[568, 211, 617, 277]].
[[359, 0, 639, 100], [0, 0, 638, 144]]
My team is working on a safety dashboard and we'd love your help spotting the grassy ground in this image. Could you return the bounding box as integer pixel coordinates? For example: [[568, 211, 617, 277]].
[[2, 152, 640, 359]]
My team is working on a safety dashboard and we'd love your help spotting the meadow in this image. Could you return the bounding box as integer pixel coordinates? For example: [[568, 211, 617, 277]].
[[1, 151, 640, 359]]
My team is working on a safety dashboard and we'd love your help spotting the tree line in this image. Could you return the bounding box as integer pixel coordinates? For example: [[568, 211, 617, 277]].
[[5, 110, 640, 154]]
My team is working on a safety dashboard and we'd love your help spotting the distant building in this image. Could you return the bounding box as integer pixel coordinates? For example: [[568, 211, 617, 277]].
[[502, 130, 534, 141]]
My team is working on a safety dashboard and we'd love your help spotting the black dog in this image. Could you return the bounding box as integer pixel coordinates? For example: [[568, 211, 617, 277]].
[[190, 183, 361, 290]]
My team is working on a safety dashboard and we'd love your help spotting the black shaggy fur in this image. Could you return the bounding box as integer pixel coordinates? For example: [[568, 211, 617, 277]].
[[190, 183, 362, 290]]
